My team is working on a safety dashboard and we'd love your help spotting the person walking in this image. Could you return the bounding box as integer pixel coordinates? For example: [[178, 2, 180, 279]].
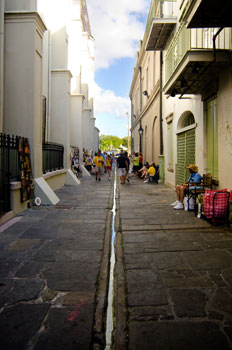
[[106, 154, 112, 180], [117, 151, 128, 184], [93, 151, 105, 181], [124, 151, 130, 183]]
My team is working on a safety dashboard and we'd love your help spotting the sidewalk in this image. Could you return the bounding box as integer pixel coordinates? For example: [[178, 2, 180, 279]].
[[116, 175, 232, 350], [0, 175, 113, 350]]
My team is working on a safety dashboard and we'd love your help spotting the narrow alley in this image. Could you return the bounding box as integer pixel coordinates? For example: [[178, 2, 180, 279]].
[[1, 172, 232, 349]]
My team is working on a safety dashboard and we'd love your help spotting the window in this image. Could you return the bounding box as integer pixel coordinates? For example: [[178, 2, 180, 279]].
[[182, 114, 195, 128]]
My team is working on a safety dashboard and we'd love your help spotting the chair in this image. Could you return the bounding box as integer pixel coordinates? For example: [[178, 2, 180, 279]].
[[186, 174, 213, 215]]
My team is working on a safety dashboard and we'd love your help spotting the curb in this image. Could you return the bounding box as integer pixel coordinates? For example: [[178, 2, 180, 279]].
[[113, 175, 128, 350], [92, 176, 115, 349]]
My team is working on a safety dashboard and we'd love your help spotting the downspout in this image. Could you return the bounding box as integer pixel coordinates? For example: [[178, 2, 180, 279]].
[[139, 66, 142, 113], [158, 50, 165, 184], [130, 96, 133, 154], [139, 66, 142, 154], [159, 51, 163, 155], [47, 29, 52, 142], [0, 0, 5, 133]]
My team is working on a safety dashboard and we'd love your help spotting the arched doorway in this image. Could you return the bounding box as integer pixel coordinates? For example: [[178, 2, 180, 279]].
[[176, 112, 196, 185]]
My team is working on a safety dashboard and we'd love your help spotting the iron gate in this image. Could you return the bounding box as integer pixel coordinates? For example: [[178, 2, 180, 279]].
[[0, 134, 19, 217]]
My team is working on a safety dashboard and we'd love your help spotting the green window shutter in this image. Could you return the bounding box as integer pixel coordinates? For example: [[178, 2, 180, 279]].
[[177, 133, 186, 185], [186, 129, 195, 179], [177, 128, 195, 185]]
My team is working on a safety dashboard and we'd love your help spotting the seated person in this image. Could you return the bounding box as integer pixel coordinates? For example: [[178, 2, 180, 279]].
[[139, 162, 149, 179], [171, 164, 202, 210], [144, 162, 156, 183]]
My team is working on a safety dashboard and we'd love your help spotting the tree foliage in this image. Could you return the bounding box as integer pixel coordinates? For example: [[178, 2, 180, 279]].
[[99, 135, 131, 151]]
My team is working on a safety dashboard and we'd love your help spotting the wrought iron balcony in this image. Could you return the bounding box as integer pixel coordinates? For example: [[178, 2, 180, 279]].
[[164, 24, 232, 96], [145, 0, 177, 51], [183, 0, 232, 29]]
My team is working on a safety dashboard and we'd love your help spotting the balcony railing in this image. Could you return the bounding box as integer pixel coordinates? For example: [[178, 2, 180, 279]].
[[43, 142, 64, 174], [165, 24, 232, 84], [145, 0, 177, 40]]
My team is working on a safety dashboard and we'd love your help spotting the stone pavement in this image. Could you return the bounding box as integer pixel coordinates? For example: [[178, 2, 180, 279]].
[[115, 175, 232, 350], [0, 174, 113, 350]]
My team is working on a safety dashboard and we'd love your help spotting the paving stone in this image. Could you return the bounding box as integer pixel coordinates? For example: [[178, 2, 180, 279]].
[[170, 289, 208, 317], [126, 269, 163, 293], [0, 259, 23, 278], [158, 241, 202, 252], [15, 260, 49, 278], [129, 305, 173, 321], [0, 304, 50, 350], [212, 288, 232, 314], [61, 292, 95, 306], [151, 252, 183, 270], [41, 239, 102, 251], [7, 238, 41, 251], [0, 278, 45, 307], [32, 249, 101, 264], [129, 321, 230, 350], [128, 289, 168, 307], [224, 327, 232, 342], [222, 269, 232, 286], [201, 231, 232, 241], [162, 276, 214, 288], [182, 250, 232, 270]]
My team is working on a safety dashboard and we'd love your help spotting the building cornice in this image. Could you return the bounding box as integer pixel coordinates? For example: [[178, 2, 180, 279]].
[[71, 93, 85, 100], [5, 11, 47, 34], [51, 70, 73, 78]]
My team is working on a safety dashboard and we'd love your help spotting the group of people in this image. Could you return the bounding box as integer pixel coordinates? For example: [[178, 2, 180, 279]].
[[91, 151, 114, 181], [82, 149, 202, 212]]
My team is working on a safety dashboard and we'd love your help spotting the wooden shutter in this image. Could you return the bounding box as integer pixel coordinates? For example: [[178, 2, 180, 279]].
[[177, 128, 195, 185]]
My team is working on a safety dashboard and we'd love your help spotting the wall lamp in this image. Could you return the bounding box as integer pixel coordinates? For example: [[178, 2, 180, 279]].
[[138, 125, 144, 135], [170, 88, 178, 97], [143, 90, 149, 97]]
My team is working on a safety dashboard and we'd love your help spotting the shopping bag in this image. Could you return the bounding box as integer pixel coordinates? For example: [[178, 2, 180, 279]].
[[204, 189, 227, 219]]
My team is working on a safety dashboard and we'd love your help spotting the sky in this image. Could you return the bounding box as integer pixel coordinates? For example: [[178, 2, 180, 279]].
[[87, 0, 151, 138]]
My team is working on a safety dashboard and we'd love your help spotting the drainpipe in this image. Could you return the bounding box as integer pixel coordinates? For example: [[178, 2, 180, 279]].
[[213, 27, 224, 62], [158, 50, 164, 184], [139, 66, 142, 113], [47, 29, 52, 142], [159, 51, 163, 155], [0, 0, 5, 133]]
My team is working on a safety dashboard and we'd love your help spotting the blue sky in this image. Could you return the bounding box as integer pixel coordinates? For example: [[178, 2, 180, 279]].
[[87, 0, 150, 138], [94, 57, 136, 138]]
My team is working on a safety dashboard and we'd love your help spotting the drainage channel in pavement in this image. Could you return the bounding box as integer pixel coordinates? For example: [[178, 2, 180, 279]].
[[105, 171, 117, 350]]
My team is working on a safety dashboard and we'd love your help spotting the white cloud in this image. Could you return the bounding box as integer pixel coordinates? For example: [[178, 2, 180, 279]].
[[87, 0, 150, 70], [93, 82, 130, 118]]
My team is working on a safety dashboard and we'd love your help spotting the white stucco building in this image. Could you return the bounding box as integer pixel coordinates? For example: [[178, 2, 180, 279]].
[[0, 0, 99, 215]]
